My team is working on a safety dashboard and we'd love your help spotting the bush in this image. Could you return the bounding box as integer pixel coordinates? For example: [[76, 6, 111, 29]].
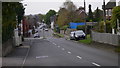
[[76, 25, 85, 31], [106, 20, 112, 33], [94, 21, 112, 33], [53, 33, 64, 38], [79, 35, 92, 44], [60, 25, 69, 30], [99, 21, 105, 32]]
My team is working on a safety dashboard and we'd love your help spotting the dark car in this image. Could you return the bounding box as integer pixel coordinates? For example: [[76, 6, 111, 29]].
[[70, 30, 86, 40]]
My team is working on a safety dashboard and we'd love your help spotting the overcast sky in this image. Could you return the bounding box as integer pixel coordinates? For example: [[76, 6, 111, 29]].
[[21, 0, 120, 15]]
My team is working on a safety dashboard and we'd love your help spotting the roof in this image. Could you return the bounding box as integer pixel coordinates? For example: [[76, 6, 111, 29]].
[[102, 0, 116, 9], [106, 2, 116, 9]]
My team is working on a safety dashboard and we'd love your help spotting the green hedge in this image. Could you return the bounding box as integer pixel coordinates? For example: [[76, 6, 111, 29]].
[[76, 25, 85, 31]]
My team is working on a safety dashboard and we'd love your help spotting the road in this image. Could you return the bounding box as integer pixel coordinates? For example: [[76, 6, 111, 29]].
[[2, 28, 119, 67], [24, 29, 118, 66]]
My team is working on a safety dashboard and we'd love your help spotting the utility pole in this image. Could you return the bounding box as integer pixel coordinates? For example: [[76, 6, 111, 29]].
[[103, 0, 106, 33], [84, 0, 87, 39]]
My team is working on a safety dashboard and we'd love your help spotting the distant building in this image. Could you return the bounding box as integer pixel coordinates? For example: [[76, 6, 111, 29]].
[[22, 17, 29, 37], [76, 7, 87, 20], [102, 0, 116, 20]]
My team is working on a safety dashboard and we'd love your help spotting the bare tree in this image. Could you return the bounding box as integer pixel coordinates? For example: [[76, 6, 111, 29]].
[[62, 0, 77, 12]]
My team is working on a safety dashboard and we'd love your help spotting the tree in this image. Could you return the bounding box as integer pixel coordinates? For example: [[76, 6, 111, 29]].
[[2, 2, 24, 43], [56, 0, 78, 27], [44, 10, 56, 26], [77, 25, 85, 32], [16, 3, 25, 24], [38, 14, 45, 22], [94, 7, 103, 22], [60, 25, 69, 34], [56, 8, 69, 27], [62, 0, 77, 12], [87, 4, 94, 22], [111, 6, 120, 29]]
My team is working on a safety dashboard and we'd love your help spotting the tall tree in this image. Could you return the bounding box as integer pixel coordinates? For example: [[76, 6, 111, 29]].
[[87, 4, 94, 22], [2, 2, 24, 43], [94, 7, 103, 22], [38, 14, 45, 22], [111, 6, 120, 29], [62, 0, 77, 12], [44, 10, 56, 25]]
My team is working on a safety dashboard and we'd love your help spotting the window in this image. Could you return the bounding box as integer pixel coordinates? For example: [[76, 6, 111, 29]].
[[106, 10, 108, 16], [109, 9, 112, 16]]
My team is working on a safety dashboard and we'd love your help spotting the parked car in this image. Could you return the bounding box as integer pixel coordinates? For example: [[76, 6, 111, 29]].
[[34, 32, 40, 38], [45, 28, 48, 31], [35, 29, 38, 33], [70, 30, 86, 40]]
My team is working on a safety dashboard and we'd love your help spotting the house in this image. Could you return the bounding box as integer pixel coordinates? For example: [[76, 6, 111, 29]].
[[76, 7, 87, 20], [22, 17, 30, 37], [102, 0, 116, 20]]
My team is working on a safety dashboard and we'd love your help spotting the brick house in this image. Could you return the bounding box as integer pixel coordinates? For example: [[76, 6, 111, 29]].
[[76, 7, 87, 20], [22, 17, 30, 37]]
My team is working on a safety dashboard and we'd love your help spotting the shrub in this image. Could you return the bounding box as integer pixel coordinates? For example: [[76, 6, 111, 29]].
[[60, 25, 69, 30], [76, 25, 85, 31]]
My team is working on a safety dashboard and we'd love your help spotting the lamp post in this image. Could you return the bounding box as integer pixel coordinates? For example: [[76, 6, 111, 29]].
[[84, 0, 87, 39], [103, 0, 106, 33], [42, 20, 45, 39]]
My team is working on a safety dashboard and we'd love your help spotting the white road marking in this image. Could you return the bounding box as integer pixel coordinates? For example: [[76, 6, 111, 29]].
[[52, 43, 56, 45], [58, 46, 60, 48], [62, 48, 65, 50], [77, 56, 82, 59], [74, 41, 78, 42], [68, 51, 71, 54], [36, 56, 48, 59], [21, 45, 31, 68], [92, 62, 101, 66]]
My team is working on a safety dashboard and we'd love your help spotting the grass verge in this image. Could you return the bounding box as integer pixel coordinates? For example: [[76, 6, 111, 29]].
[[115, 46, 120, 52], [79, 35, 92, 44], [53, 33, 64, 38]]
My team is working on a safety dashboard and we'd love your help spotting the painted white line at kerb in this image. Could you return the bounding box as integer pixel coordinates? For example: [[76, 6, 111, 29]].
[[21, 45, 31, 68], [92, 62, 101, 67], [68, 51, 71, 54], [62, 48, 65, 50], [77, 56, 82, 59]]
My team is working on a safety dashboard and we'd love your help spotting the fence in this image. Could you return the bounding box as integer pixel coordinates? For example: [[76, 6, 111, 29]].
[[91, 31, 120, 46]]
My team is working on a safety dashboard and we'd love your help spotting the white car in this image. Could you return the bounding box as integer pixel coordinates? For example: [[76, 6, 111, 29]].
[[34, 33, 40, 38], [45, 28, 48, 31], [70, 30, 86, 40]]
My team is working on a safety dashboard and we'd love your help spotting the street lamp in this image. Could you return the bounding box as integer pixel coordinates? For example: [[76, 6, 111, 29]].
[[84, 0, 87, 39], [103, 0, 106, 33]]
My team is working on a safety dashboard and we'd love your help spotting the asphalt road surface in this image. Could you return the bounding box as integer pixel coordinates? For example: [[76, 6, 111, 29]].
[[2, 29, 119, 67], [24, 29, 118, 66]]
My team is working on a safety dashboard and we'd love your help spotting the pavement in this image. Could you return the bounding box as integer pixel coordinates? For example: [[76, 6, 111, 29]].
[[2, 39, 31, 67], [1, 28, 119, 68]]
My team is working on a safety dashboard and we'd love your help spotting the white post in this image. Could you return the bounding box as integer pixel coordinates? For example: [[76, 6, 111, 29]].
[[112, 27, 115, 34], [117, 19, 119, 30]]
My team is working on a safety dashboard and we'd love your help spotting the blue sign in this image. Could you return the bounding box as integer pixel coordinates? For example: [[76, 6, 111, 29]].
[[69, 22, 85, 29]]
